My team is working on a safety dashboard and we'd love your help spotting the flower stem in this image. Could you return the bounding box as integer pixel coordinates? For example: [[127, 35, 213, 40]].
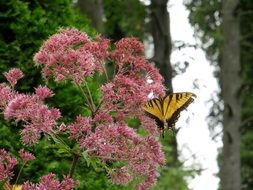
[[15, 162, 25, 185], [75, 82, 94, 112], [83, 79, 96, 112], [69, 153, 79, 178], [102, 63, 109, 81]]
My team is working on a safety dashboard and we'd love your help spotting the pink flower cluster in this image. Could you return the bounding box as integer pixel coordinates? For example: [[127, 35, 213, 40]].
[[65, 115, 92, 141], [108, 166, 132, 185], [0, 83, 15, 110], [0, 29, 168, 189], [34, 28, 109, 83], [0, 149, 17, 181], [23, 173, 78, 190], [4, 92, 60, 145], [101, 38, 165, 119], [63, 115, 164, 189], [4, 68, 24, 87], [19, 149, 35, 163], [0, 70, 60, 145]]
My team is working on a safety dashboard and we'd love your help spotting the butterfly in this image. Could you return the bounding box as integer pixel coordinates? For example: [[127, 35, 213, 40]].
[[143, 92, 196, 133], [3, 182, 22, 190]]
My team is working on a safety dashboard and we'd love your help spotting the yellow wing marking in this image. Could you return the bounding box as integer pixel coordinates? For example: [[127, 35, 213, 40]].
[[143, 98, 164, 122], [163, 93, 175, 120], [3, 182, 22, 190], [163, 92, 196, 126], [143, 92, 196, 130], [144, 92, 196, 130]]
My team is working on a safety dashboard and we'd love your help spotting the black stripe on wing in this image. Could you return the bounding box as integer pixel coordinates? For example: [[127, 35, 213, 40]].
[[144, 111, 165, 130]]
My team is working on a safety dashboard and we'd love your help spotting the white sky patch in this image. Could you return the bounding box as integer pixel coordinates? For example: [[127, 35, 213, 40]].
[[169, 0, 222, 190]]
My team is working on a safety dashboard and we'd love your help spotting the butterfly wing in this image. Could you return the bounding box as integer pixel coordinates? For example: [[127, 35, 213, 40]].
[[163, 92, 196, 128], [143, 98, 165, 129], [4, 183, 22, 190]]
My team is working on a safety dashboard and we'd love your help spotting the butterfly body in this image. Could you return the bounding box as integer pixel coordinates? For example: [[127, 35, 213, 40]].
[[144, 92, 196, 132]]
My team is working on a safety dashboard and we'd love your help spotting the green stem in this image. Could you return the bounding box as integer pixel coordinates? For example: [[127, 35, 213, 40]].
[[55, 134, 71, 149], [91, 100, 103, 118], [102, 64, 109, 81], [14, 162, 25, 185], [75, 82, 94, 112], [83, 79, 96, 112]]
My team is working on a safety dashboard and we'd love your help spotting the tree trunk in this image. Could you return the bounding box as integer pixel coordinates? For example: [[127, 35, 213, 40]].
[[150, 0, 173, 92], [220, 0, 241, 189], [77, 0, 104, 32], [150, 0, 177, 163]]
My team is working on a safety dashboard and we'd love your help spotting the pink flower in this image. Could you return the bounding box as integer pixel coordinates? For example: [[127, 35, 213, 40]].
[[117, 123, 140, 143], [138, 115, 160, 135], [111, 38, 144, 65], [21, 125, 41, 145], [79, 122, 165, 188], [66, 115, 92, 142], [34, 28, 109, 83], [19, 149, 35, 163], [80, 123, 119, 157], [60, 175, 79, 190], [137, 169, 157, 190], [101, 72, 163, 119], [0, 83, 15, 110], [4, 68, 24, 87], [84, 35, 110, 72], [108, 167, 132, 185], [4, 95, 30, 121], [23, 173, 78, 190], [92, 111, 113, 124], [35, 85, 54, 100], [129, 137, 165, 173], [0, 149, 18, 181], [101, 74, 149, 118], [4, 94, 61, 145], [0, 33, 167, 189], [100, 37, 165, 121], [146, 137, 165, 165]]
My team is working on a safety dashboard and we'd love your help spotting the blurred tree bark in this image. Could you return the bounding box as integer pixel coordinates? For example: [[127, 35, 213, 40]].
[[77, 0, 104, 32], [150, 0, 173, 92], [150, 0, 178, 164], [220, 0, 241, 189]]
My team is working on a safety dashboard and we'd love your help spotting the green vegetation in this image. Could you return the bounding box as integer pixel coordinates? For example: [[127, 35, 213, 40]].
[[0, 1, 197, 189]]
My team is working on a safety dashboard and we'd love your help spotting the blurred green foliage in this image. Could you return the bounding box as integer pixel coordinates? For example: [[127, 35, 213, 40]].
[[0, 0, 139, 189], [103, 0, 147, 41], [0, 0, 106, 188], [240, 1, 253, 189], [152, 167, 191, 190], [0, 0, 94, 89], [0, 0, 196, 189]]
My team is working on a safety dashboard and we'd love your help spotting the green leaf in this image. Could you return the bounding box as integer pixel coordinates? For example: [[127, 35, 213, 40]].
[[82, 150, 90, 167]]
